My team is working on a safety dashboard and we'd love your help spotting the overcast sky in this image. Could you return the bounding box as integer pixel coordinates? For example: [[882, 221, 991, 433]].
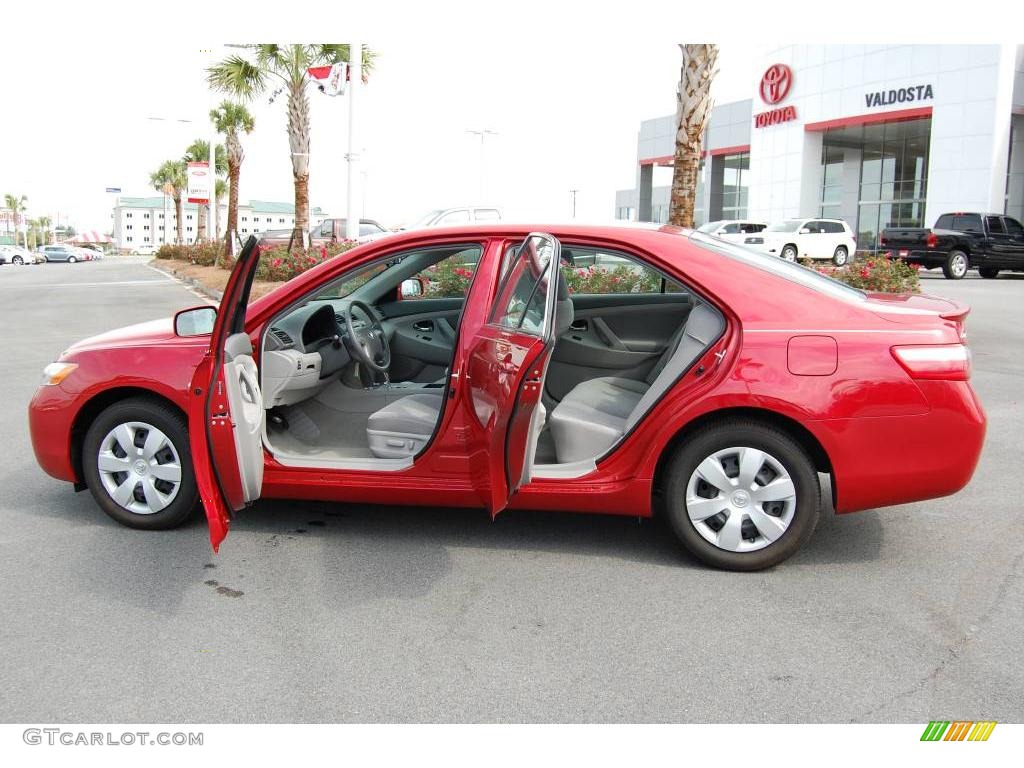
[[0, 39, 760, 232], [1, 0, 1007, 233]]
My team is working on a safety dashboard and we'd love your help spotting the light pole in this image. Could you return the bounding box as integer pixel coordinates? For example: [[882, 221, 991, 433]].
[[345, 41, 362, 242], [466, 129, 498, 203], [147, 117, 194, 245], [569, 189, 579, 219]]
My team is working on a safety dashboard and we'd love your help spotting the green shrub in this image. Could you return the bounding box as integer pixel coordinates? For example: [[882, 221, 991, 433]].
[[802, 253, 921, 294]]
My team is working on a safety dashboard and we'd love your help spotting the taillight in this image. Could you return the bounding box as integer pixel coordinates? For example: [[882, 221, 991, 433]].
[[926, 232, 938, 248], [891, 344, 971, 381]]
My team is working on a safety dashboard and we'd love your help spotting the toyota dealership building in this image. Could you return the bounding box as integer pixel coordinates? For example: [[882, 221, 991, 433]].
[[615, 44, 1024, 251]]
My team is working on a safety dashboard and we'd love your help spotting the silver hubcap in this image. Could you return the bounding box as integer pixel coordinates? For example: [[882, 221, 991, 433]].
[[685, 446, 797, 553], [782, 248, 796, 261], [951, 254, 967, 276], [834, 248, 847, 265], [97, 421, 182, 515]]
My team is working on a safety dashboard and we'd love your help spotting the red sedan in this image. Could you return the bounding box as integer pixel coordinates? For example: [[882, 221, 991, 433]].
[[28, 225, 986, 570]]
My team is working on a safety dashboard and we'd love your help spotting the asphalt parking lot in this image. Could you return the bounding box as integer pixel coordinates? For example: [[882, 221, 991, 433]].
[[0, 259, 1021, 723]]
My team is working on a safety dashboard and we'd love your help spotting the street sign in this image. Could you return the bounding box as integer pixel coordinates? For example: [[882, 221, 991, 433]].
[[186, 162, 210, 204], [105, 187, 122, 193]]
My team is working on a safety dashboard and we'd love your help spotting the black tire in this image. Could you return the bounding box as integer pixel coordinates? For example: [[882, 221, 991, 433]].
[[941, 250, 968, 280], [82, 397, 198, 530], [979, 267, 999, 279], [832, 246, 849, 267], [12, 255, 24, 265], [780, 244, 798, 262], [661, 419, 821, 571]]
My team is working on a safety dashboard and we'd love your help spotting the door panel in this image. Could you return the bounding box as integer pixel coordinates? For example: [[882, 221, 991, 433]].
[[189, 236, 263, 552], [546, 295, 692, 401], [386, 306, 462, 380], [466, 233, 561, 514]]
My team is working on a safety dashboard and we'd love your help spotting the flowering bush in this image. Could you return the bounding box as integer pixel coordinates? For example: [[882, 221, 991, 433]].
[[563, 265, 661, 294], [254, 242, 357, 282], [153, 241, 225, 266], [801, 253, 921, 294], [420, 256, 476, 298]]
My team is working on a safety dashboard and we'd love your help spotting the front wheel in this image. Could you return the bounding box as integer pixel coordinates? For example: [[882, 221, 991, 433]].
[[832, 246, 849, 266], [67, 255, 77, 264], [662, 419, 821, 570], [979, 267, 999, 279], [780, 245, 798, 262], [82, 397, 198, 530], [942, 250, 968, 279], [12, 255, 24, 265]]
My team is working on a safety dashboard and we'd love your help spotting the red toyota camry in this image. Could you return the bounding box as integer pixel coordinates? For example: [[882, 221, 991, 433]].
[[28, 225, 986, 570]]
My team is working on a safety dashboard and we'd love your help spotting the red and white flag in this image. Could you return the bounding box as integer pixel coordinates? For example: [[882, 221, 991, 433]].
[[307, 62, 349, 96]]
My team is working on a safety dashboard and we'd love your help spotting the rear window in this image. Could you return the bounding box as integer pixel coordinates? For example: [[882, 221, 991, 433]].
[[936, 213, 983, 233], [766, 220, 802, 233], [690, 232, 865, 302]]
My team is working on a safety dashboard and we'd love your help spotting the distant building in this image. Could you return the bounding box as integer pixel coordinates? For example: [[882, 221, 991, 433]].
[[616, 44, 1024, 251], [111, 197, 329, 252]]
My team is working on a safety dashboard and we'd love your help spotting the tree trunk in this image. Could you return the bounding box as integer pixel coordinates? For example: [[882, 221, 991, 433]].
[[174, 196, 184, 245], [669, 44, 719, 229], [222, 133, 243, 264], [288, 80, 311, 248]]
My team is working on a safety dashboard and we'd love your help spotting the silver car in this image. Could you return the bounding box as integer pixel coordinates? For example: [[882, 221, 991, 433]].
[[0, 245, 43, 265], [38, 245, 84, 263]]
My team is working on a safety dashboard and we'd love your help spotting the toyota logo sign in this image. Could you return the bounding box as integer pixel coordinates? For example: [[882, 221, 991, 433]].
[[760, 64, 793, 105]]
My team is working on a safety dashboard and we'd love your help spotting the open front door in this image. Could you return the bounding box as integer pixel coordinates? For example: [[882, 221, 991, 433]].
[[188, 237, 264, 551], [466, 233, 563, 516]]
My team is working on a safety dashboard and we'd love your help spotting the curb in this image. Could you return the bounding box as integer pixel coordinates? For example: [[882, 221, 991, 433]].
[[148, 260, 224, 302]]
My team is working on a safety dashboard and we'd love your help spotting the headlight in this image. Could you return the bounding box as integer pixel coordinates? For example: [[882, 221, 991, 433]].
[[41, 362, 78, 386]]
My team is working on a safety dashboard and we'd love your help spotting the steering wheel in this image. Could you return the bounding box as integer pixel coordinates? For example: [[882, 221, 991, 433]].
[[342, 300, 391, 373]]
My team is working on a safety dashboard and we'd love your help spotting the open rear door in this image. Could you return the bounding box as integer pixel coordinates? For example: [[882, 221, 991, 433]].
[[466, 233, 563, 516], [188, 237, 264, 551]]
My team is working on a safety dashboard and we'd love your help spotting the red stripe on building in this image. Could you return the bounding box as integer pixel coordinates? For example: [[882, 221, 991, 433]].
[[804, 106, 932, 132], [639, 144, 751, 166]]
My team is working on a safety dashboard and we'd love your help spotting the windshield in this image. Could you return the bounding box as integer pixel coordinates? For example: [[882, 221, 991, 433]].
[[765, 220, 802, 233], [690, 232, 865, 302], [697, 221, 724, 233]]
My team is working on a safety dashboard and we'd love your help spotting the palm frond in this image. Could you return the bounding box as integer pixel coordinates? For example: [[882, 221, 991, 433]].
[[207, 55, 267, 99]]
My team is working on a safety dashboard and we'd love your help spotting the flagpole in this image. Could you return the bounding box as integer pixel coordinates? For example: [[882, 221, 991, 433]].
[[345, 42, 361, 242]]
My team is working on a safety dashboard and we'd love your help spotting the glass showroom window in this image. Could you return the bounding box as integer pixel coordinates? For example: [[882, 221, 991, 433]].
[[858, 118, 930, 251], [719, 152, 749, 220], [819, 145, 844, 220]]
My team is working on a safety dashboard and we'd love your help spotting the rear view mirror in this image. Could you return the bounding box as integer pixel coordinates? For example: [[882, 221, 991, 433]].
[[399, 278, 424, 299], [174, 306, 217, 336]]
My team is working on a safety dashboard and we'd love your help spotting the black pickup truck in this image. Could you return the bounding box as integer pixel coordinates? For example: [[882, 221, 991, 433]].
[[880, 212, 1024, 279]]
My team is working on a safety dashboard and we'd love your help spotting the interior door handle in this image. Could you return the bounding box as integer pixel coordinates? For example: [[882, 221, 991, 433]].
[[413, 320, 434, 332], [570, 319, 588, 331]]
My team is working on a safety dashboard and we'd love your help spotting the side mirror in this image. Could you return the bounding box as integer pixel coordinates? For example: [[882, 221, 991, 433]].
[[174, 306, 217, 336], [799, 227, 812, 234], [399, 278, 425, 299]]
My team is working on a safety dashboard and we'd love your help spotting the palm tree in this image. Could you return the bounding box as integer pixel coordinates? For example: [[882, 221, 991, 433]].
[[183, 139, 227, 241], [37, 215, 52, 245], [4, 193, 27, 247], [209, 101, 255, 259], [668, 44, 719, 228], [207, 44, 376, 247], [149, 161, 186, 244]]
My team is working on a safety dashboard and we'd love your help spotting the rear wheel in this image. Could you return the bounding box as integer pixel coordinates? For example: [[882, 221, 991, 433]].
[[832, 246, 849, 266], [780, 245, 798, 262], [942, 250, 968, 279], [67, 255, 77, 264], [979, 267, 999, 279], [662, 419, 821, 570], [82, 397, 197, 530]]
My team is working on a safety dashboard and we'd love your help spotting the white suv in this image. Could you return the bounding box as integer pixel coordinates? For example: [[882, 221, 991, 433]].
[[697, 219, 768, 244], [749, 218, 856, 266]]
